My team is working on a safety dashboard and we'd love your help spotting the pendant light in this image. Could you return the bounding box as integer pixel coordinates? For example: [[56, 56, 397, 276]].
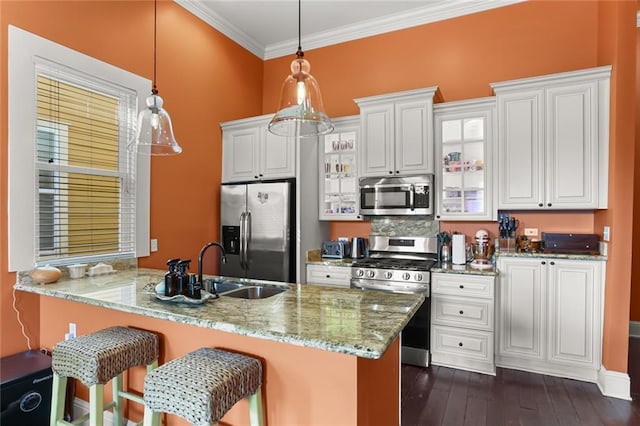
[[129, 0, 182, 155], [268, 0, 333, 138]]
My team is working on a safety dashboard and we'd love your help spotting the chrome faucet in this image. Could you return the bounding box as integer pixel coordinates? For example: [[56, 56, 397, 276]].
[[197, 242, 228, 287]]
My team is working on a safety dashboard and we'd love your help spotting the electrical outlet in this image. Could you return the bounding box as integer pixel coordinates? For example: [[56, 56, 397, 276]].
[[524, 228, 538, 237], [603, 226, 610, 242], [150, 239, 158, 252], [600, 241, 608, 256]]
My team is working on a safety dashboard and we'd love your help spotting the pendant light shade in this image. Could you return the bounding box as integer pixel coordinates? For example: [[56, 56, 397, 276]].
[[268, 0, 333, 138], [129, 0, 182, 155]]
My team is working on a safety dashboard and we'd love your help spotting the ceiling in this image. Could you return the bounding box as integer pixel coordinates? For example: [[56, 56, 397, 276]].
[[174, 0, 524, 60]]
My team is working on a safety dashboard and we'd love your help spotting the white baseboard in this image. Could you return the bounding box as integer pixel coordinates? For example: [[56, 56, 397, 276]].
[[629, 321, 640, 338], [73, 397, 137, 426], [596, 365, 632, 400]]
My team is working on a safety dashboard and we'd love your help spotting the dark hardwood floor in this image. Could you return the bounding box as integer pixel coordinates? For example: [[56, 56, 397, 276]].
[[401, 338, 640, 426]]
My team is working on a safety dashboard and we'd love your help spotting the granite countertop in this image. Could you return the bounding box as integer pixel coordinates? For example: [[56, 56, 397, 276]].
[[14, 268, 423, 360], [305, 248, 354, 266], [495, 251, 607, 261]]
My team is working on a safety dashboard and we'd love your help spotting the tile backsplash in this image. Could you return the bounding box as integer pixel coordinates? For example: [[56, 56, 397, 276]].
[[370, 217, 439, 237]]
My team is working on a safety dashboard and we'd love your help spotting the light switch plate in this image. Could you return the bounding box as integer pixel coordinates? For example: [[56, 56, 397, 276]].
[[603, 226, 610, 242], [524, 228, 538, 237], [150, 239, 158, 252]]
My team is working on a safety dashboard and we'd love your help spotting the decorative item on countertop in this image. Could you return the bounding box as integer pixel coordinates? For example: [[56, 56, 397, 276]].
[[164, 258, 180, 297], [67, 264, 87, 279], [153, 281, 216, 305], [30, 265, 62, 284], [87, 262, 115, 276], [176, 259, 191, 296]]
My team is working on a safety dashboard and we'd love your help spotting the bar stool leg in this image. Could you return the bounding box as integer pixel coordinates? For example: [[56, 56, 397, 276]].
[[50, 373, 67, 425], [112, 372, 124, 426], [142, 405, 160, 426], [89, 384, 104, 426], [248, 386, 265, 426]]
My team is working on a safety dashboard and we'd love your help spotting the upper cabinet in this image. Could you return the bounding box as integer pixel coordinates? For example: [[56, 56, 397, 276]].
[[319, 115, 362, 221], [434, 98, 496, 221], [355, 87, 439, 177], [491, 66, 611, 210], [221, 114, 295, 183]]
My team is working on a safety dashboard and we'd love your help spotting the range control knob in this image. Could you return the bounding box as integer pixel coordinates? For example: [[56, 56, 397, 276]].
[[402, 272, 411, 281], [384, 271, 393, 279], [355, 269, 364, 278], [366, 270, 375, 278], [415, 273, 423, 281]]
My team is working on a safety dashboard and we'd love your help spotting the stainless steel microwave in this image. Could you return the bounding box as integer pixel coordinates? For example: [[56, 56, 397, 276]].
[[359, 175, 434, 216]]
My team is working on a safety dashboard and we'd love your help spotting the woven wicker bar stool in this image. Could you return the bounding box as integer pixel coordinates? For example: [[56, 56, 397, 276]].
[[142, 347, 264, 426], [50, 326, 159, 426]]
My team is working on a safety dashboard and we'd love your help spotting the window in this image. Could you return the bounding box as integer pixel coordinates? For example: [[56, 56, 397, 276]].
[[8, 26, 151, 270]]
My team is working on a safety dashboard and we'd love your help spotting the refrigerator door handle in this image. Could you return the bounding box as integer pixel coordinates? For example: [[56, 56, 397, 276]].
[[239, 211, 246, 270], [245, 211, 252, 268]]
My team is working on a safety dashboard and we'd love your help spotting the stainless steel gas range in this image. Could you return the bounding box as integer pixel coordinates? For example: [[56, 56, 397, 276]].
[[351, 236, 438, 367]]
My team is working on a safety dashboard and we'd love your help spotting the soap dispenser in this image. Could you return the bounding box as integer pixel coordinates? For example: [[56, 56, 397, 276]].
[[176, 259, 191, 296], [164, 259, 180, 297]]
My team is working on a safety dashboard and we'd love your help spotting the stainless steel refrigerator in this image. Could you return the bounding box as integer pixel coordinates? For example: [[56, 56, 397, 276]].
[[220, 180, 295, 282]]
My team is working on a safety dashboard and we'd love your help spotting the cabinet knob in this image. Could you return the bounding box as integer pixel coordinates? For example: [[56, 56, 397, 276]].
[[459, 310, 464, 315], [538, 203, 544, 207], [459, 285, 464, 289], [254, 175, 259, 179], [547, 203, 552, 207], [458, 342, 463, 347], [388, 171, 393, 175], [550, 261, 555, 266], [259, 174, 263, 177], [541, 261, 546, 265], [396, 170, 400, 174]]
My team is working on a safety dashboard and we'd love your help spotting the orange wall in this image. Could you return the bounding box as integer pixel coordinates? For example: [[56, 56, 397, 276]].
[[0, 0, 263, 356], [264, 0, 635, 374], [631, 7, 640, 322]]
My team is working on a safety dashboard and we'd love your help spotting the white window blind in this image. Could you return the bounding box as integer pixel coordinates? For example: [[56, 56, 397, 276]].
[[34, 69, 137, 264], [8, 26, 151, 271]]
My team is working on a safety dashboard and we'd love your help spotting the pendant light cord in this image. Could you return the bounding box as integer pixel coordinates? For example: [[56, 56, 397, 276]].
[[152, 0, 158, 95], [296, 0, 304, 58]]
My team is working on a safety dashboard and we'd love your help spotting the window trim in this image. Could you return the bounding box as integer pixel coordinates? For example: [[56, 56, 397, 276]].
[[8, 25, 151, 271]]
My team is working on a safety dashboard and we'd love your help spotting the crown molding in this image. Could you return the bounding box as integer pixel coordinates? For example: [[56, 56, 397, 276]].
[[175, 0, 525, 60]]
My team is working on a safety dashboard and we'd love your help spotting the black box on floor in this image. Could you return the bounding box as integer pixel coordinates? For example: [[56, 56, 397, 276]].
[[1, 350, 53, 425]]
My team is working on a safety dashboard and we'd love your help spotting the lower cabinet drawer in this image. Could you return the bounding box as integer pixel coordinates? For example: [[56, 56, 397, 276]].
[[432, 295, 493, 330], [431, 325, 494, 362], [306, 264, 351, 287]]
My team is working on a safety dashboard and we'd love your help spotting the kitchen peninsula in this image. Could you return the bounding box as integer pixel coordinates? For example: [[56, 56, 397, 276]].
[[14, 268, 423, 425]]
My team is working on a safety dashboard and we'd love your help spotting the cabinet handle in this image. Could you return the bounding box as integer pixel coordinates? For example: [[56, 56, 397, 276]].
[[538, 203, 543, 207], [550, 261, 555, 266], [541, 261, 546, 265], [459, 285, 464, 289], [458, 342, 463, 347], [459, 310, 464, 315]]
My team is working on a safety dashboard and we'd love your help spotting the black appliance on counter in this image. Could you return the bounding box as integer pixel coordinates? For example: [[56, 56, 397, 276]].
[[1, 350, 53, 425], [351, 236, 438, 367]]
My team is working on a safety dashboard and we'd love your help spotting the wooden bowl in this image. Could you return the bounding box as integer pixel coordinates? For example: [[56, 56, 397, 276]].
[[31, 266, 62, 284]]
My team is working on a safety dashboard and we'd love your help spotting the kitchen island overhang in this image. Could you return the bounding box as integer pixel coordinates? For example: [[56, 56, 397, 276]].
[[14, 268, 424, 425]]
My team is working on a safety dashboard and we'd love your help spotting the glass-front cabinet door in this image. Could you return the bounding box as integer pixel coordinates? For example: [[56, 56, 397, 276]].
[[434, 98, 496, 221], [319, 116, 361, 220]]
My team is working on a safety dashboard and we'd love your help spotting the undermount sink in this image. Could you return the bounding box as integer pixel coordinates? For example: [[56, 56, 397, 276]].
[[205, 279, 288, 299], [222, 286, 288, 299]]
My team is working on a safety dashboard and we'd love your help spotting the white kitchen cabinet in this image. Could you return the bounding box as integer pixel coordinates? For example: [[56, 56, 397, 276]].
[[496, 256, 605, 382], [221, 114, 295, 183], [355, 87, 438, 177], [491, 66, 611, 210], [434, 97, 496, 221], [306, 264, 351, 287], [431, 272, 496, 375], [319, 116, 361, 220]]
